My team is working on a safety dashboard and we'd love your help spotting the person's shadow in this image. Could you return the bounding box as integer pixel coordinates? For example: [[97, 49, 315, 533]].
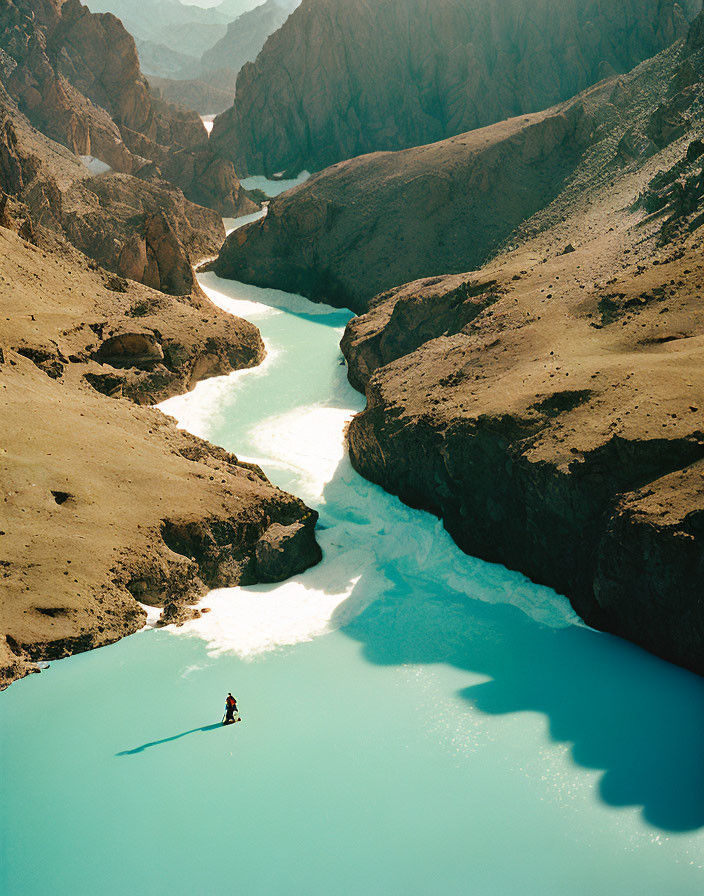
[[116, 723, 223, 756]]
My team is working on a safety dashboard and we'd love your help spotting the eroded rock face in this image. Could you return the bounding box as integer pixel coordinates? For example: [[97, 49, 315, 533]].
[[51, 0, 155, 137], [254, 521, 322, 582], [213, 98, 595, 313], [0, 86, 225, 296], [0, 0, 254, 216], [211, 0, 693, 176]]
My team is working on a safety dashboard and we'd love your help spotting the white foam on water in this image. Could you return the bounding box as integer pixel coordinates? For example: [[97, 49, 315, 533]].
[[239, 170, 311, 197], [157, 210, 580, 658], [158, 349, 277, 440], [80, 155, 112, 175]]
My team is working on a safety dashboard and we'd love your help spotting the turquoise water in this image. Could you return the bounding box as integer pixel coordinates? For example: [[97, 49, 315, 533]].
[[2, 218, 704, 894]]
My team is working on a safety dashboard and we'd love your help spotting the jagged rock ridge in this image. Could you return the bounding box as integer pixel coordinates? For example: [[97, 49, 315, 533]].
[[211, 0, 698, 175], [0, 0, 255, 216]]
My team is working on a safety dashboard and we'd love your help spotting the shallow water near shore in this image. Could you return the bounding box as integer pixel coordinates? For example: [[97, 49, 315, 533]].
[[3, 215, 704, 894]]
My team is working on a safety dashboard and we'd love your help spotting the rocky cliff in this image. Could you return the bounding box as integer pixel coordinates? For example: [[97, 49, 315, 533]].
[[210, 0, 697, 176], [212, 96, 597, 313], [0, 0, 255, 216], [340, 24, 704, 674], [0, 82, 222, 296]]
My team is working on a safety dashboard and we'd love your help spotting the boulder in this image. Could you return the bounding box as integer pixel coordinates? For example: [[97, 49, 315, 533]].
[[254, 521, 322, 583]]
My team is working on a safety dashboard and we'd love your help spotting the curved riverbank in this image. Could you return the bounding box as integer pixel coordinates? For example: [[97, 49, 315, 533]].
[[0, 218, 320, 689], [3, 245, 704, 894]]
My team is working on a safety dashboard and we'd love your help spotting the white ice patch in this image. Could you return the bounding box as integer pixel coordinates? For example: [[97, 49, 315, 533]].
[[139, 603, 163, 628], [168, 440, 579, 659], [80, 155, 112, 175], [239, 171, 310, 198], [197, 269, 342, 319], [249, 406, 355, 504], [174, 538, 389, 659], [223, 207, 267, 236], [201, 114, 215, 135]]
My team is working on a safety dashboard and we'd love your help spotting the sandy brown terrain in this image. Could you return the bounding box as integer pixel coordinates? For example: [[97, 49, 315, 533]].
[[0, 226, 320, 689]]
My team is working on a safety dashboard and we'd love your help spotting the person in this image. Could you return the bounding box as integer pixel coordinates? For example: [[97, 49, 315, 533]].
[[223, 692, 240, 725]]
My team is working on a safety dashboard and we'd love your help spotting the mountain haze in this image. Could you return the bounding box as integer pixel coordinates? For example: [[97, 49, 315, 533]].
[[211, 0, 698, 175]]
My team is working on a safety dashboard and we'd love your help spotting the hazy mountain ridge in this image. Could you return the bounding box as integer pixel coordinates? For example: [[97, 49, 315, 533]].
[[148, 0, 299, 113], [210, 0, 700, 175]]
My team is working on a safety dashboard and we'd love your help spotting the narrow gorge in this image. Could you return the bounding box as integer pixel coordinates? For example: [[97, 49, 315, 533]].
[[2, 0, 704, 892]]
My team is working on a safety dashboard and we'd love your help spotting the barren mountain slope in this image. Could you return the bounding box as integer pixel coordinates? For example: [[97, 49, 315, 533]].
[[210, 0, 697, 175], [0, 226, 321, 689], [213, 95, 598, 313], [213, 30, 702, 313], [340, 20, 704, 673]]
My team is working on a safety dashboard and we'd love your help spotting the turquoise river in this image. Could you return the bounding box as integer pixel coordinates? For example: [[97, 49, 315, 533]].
[[2, 211, 704, 895]]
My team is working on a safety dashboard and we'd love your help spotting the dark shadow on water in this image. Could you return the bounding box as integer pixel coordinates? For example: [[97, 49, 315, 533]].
[[187, 275, 704, 834], [116, 723, 223, 756], [330, 564, 704, 833]]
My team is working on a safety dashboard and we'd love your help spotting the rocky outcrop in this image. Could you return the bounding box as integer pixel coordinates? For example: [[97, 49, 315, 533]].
[[338, 22, 704, 675], [0, 0, 255, 217], [0, 82, 226, 296], [0, 223, 320, 689], [212, 97, 596, 313], [639, 141, 704, 240], [210, 0, 694, 176], [254, 521, 322, 582], [51, 0, 155, 137], [340, 275, 503, 391]]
